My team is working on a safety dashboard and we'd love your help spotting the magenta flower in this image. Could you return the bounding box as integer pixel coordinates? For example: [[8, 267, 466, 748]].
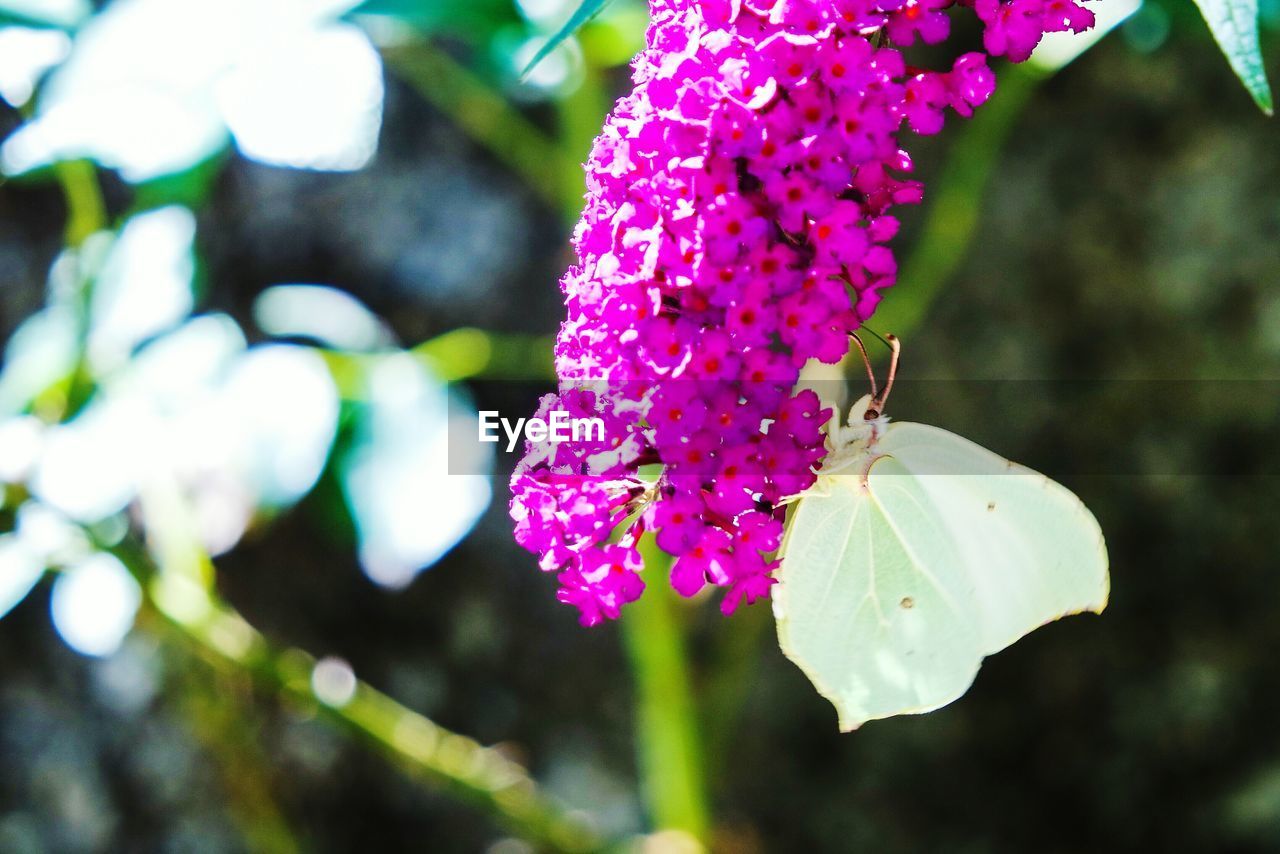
[[511, 0, 1094, 625], [885, 0, 953, 46], [973, 0, 1095, 62]]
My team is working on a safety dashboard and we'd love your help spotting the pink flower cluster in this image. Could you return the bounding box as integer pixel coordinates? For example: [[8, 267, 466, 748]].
[[511, 0, 1094, 625]]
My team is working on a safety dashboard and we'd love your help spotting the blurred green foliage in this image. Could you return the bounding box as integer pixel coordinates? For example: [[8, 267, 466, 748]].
[[0, 0, 1278, 852]]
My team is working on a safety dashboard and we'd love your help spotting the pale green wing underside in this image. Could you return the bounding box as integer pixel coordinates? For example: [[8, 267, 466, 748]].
[[775, 421, 1109, 731]]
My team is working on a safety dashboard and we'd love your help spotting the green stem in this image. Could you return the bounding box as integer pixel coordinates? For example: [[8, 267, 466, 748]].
[[381, 42, 576, 212], [142, 572, 604, 852], [53, 159, 108, 249], [555, 63, 611, 223], [119, 488, 607, 854], [619, 538, 711, 845], [137, 584, 603, 852], [169, 646, 302, 854], [559, 52, 715, 847], [699, 601, 772, 792], [411, 327, 556, 382], [51, 159, 109, 418], [870, 65, 1041, 339]]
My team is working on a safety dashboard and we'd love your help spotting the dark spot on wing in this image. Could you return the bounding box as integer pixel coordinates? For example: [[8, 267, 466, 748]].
[[987, 501, 996, 511], [900, 596, 915, 609]]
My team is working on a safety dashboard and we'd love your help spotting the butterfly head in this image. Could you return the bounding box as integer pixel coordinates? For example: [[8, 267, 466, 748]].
[[813, 333, 899, 479], [816, 395, 889, 477], [848, 394, 890, 434]]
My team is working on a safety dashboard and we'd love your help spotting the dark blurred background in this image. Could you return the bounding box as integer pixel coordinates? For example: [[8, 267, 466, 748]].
[[1, 0, 1279, 851]]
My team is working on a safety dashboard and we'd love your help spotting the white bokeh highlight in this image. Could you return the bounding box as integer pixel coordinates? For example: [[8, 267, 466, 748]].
[[50, 551, 141, 658], [216, 23, 383, 171], [0, 534, 44, 620], [30, 314, 339, 553], [0, 304, 78, 416], [1, 0, 383, 181], [14, 501, 90, 565], [341, 355, 493, 589], [32, 402, 139, 522], [253, 285, 394, 352], [1030, 0, 1142, 72], [0, 416, 44, 483], [217, 345, 341, 507], [311, 656, 357, 707], [89, 205, 197, 374], [0, 27, 72, 107]]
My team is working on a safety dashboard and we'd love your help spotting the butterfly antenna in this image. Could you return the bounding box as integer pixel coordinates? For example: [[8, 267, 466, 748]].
[[849, 332, 878, 399], [859, 325, 892, 351], [866, 333, 901, 419]]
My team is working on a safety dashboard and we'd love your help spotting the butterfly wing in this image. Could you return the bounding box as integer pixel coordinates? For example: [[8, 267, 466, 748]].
[[775, 421, 1109, 731], [776, 460, 986, 730], [873, 422, 1109, 653]]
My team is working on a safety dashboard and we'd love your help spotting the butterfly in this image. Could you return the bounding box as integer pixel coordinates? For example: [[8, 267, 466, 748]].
[[775, 335, 1109, 730]]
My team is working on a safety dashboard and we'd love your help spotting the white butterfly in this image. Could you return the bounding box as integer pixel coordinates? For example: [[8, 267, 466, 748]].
[[775, 337, 1109, 731]]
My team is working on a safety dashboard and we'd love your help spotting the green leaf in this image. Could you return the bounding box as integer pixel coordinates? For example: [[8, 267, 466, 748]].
[[775, 397, 1109, 730], [1191, 0, 1274, 115], [520, 0, 615, 78]]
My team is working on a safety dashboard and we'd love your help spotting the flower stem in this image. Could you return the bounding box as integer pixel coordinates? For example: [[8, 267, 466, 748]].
[[620, 537, 711, 845], [114, 484, 607, 854], [870, 65, 1041, 339], [169, 648, 302, 854], [53, 159, 108, 248], [51, 158, 109, 419], [136, 584, 604, 852], [699, 600, 772, 791], [556, 63, 611, 224]]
